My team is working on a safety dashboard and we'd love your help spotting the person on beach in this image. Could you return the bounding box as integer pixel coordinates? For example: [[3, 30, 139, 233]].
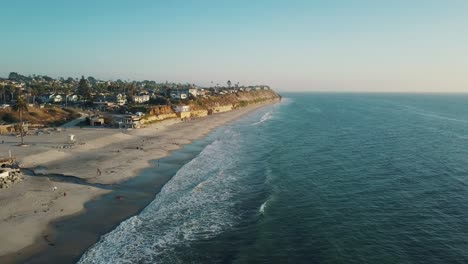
[[97, 168, 101, 176]]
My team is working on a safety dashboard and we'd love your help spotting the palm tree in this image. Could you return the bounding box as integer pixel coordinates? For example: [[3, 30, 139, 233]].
[[12, 97, 28, 145]]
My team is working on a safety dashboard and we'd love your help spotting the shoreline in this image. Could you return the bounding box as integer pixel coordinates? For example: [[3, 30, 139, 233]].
[[0, 99, 279, 263]]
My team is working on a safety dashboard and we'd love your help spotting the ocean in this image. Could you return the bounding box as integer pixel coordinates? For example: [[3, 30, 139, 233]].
[[78, 93, 468, 264]]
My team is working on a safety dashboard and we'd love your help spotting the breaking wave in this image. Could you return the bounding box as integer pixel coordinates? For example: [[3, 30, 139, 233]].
[[252, 112, 273, 126], [259, 199, 269, 215], [79, 129, 245, 264]]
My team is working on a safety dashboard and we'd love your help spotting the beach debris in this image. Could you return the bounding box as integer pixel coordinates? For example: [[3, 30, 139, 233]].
[[67, 134, 76, 144], [52, 186, 58, 191], [0, 158, 22, 189]]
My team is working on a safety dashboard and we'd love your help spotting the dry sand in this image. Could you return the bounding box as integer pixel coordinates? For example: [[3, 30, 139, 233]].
[[0, 100, 277, 256]]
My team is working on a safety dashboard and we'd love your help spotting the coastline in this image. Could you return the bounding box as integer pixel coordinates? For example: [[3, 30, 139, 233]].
[[0, 99, 279, 262]]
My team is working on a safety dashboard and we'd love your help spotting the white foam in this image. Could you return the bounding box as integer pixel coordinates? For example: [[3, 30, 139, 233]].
[[252, 112, 273, 126], [79, 129, 246, 264], [259, 199, 269, 214]]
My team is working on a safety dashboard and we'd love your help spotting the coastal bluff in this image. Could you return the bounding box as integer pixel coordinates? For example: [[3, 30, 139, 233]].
[[0, 94, 279, 260], [143, 89, 280, 124]]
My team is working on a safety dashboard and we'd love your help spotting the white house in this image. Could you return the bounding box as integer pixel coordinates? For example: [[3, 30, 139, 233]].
[[115, 94, 127, 106], [170, 89, 189, 100], [51, 94, 63, 103], [67, 94, 79, 102], [173, 105, 190, 113], [133, 94, 150, 103]]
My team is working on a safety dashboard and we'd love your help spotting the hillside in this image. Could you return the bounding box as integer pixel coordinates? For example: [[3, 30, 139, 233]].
[[0, 107, 80, 126], [190, 90, 280, 110]]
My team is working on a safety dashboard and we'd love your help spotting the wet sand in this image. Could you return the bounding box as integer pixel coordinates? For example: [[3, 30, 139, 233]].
[[0, 100, 278, 263]]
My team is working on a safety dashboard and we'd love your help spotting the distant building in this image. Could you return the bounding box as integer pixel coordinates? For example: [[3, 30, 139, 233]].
[[52, 94, 63, 103], [67, 94, 79, 102], [89, 115, 105, 126], [173, 105, 190, 113], [170, 89, 189, 100], [173, 105, 191, 119], [115, 94, 127, 106], [112, 115, 142, 129], [133, 94, 150, 103]]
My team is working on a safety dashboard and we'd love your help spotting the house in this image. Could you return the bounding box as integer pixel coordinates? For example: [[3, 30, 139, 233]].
[[169, 89, 189, 100], [112, 115, 142, 129], [173, 105, 191, 119], [67, 94, 79, 102], [115, 94, 127, 106], [40, 93, 63, 103], [133, 94, 150, 104], [89, 115, 105, 126], [173, 105, 190, 113], [52, 94, 63, 103]]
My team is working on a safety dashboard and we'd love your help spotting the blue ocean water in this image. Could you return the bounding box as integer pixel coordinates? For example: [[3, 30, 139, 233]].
[[79, 93, 468, 264]]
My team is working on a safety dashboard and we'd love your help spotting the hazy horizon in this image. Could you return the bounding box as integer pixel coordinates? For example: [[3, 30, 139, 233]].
[[1, 0, 468, 92]]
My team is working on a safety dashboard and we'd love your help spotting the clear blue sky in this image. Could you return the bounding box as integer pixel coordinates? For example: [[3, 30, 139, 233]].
[[1, 0, 468, 92]]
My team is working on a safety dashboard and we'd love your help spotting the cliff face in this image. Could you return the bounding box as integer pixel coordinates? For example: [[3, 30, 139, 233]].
[[190, 90, 280, 110], [0, 107, 80, 126], [146, 89, 280, 122], [148, 105, 174, 115]]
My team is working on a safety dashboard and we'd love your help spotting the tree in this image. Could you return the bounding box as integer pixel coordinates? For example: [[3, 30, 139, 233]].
[[77, 76, 91, 101], [12, 97, 28, 145], [65, 77, 75, 84], [43, 75, 53, 82], [51, 81, 59, 94], [8, 72, 19, 81]]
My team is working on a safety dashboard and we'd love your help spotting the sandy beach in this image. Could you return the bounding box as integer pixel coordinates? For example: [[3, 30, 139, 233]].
[[0, 99, 278, 258]]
